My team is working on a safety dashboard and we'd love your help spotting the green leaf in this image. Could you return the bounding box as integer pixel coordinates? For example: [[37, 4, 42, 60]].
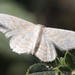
[[29, 70, 71, 75], [65, 51, 74, 69], [29, 71, 56, 75], [26, 63, 50, 75]]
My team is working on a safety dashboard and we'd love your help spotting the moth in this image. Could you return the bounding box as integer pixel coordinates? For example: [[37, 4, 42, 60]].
[[0, 14, 75, 62]]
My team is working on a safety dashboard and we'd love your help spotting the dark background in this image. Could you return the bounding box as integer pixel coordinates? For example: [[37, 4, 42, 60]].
[[0, 0, 75, 75]]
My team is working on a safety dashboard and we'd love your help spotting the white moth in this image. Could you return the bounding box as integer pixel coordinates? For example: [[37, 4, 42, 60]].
[[0, 14, 75, 62]]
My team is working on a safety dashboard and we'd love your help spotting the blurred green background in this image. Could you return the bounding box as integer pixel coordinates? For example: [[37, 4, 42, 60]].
[[0, 0, 75, 75]]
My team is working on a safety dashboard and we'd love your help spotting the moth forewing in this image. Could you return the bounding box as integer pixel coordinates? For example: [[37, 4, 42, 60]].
[[43, 27, 75, 51], [0, 14, 36, 30]]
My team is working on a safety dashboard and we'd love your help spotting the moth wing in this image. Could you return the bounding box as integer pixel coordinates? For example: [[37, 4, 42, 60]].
[[0, 14, 41, 54], [43, 27, 75, 51], [35, 33, 57, 62]]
